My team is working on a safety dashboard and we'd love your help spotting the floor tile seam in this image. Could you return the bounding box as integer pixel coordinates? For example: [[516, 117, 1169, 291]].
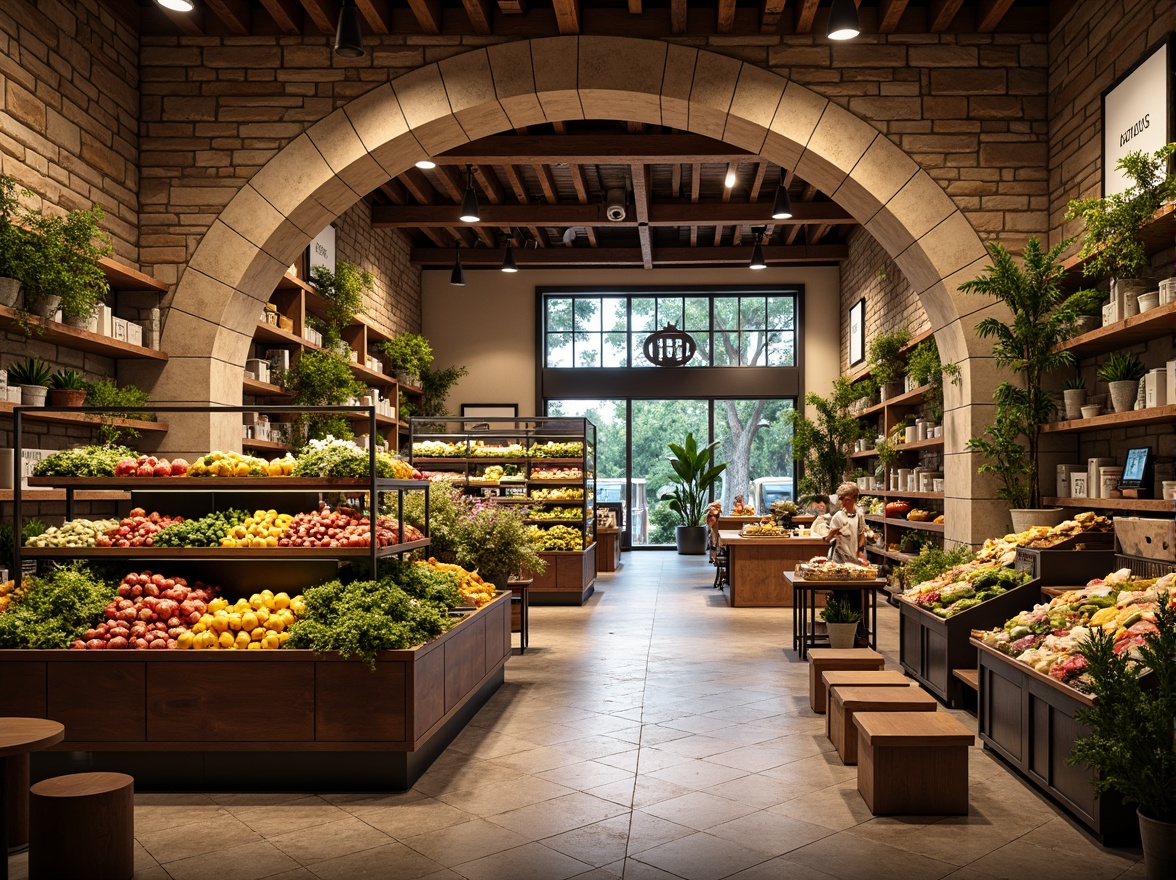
[[626, 830, 801, 880], [273, 830, 401, 870]]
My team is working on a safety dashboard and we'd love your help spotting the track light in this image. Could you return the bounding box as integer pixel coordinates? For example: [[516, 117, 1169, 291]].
[[771, 172, 793, 220], [459, 164, 480, 223], [827, 0, 860, 40], [415, 159, 437, 170], [334, 0, 365, 58], [155, 0, 195, 10], [450, 243, 466, 287], [750, 230, 767, 270], [501, 238, 518, 273]]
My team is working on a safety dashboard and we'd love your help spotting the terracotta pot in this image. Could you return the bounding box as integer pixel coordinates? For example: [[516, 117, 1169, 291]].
[[1138, 809, 1176, 880], [0, 276, 20, 307], [47, 388, 86, 407], [1108, 380, 1139, 413]]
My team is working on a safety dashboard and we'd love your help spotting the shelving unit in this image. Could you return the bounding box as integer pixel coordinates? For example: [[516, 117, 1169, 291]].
[[1043, 496, 1173, 513], [410, 417, 597, 605]]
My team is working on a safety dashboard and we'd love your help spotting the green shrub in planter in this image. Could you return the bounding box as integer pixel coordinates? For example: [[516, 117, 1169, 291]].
[[381, 332, 433, 383], [21, 204, 111, 323], [309, 259, 371, 347], [866, 327, 911, 388]]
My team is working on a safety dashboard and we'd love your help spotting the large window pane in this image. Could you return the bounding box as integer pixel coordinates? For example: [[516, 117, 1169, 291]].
[[714, 399, 795, 514], [740, 296, 765, 330], [547, 298, 573, 332], [684, 297, 709, 331], [630, 297, 656, 332], [604, 297, 628, 333], [546, 332, 572, 367], [633, 399, 708, 546], [768, 295, 794, 330], [574, 297, 602, 332], [656, 296, 684, 329], [603, 332, 628, 367], [575, 332, 601, 367]]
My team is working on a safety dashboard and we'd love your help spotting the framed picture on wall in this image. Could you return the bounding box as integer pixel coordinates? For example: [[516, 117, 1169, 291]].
[[849, 298, 866, 366], [1101, 35, 1173, 197], [460, 404, 518, 419]]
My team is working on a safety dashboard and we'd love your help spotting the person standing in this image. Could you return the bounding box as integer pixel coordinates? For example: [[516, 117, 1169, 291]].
[[827, 482, 868, 643]]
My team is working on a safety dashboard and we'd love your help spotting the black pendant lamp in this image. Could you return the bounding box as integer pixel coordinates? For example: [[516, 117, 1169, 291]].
[[750, 230, 767, 270], [450, 243, 466, 287], [501, 238, 518, 273], [459, 164, 481, 223], [827, 0, 861, 41], [334, 0, 365, 58], [771, 171, 793, 220]]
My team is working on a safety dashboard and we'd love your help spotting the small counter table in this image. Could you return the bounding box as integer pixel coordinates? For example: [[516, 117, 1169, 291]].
[[595, 527, 622, 572], [783, 571, 887, 659], [1, 718, 65, 880], [717, 531, 829, 607]]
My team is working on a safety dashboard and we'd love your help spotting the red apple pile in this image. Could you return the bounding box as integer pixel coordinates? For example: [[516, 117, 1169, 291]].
[[70, 571, 219, 650], [95, 508, 183, 547], [278, 508, 424, 548], [114, 455, 190, 477]]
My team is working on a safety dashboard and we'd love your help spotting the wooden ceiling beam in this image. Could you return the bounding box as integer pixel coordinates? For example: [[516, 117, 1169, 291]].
[[748, 162, 767, 203], [379, 180, 408, 204], [760, 0, 788, 33], [461, 0, 493, 34], [670, 0, 688, 34], [355, 0, 393, 34], [297, 0, 336, 35], [497, 1, 527, 13], [159, 5, 205, 35], [533, 165, 560, 204], [552, 0, 580, 34], [400, 168, 438, 205], [410, 244, 848, 267], [628, 1, 642, 12], [501, 165, 531, 205], [258, 0, 302, 33], [717, 0, 737, 33], [690, 164, 701, 203], [877, 0, 909, 33], [473, 165, 506, 204], [631, 164, 653, 269], [977, 0, 1017, 31], [567, 164, 599, 247], [439, 133, 754, 165], [204, 0, 251, 33], [431, 165, 467, 203], [794, 0, 819, 34], [373, 202, 853, 228], [405, 0, 442, 34], [929, 0, 966, 32], [671, 163, 682, 199]]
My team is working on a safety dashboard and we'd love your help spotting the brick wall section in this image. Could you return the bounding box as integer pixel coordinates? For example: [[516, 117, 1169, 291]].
[[0, 0, 139, 260], [333, 197, 422, 338], [1047, 0, 1172, 249]]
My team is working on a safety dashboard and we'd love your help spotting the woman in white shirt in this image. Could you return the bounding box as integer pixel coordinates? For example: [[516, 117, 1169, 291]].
[[826, 482, 867, 643]]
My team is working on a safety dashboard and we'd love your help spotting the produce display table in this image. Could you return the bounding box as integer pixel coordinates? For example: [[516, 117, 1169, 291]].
[[595, 527, 622, 572], [0, 719, 64, 880], [784, 572, 886, 658], [718, 532, 829, 607]]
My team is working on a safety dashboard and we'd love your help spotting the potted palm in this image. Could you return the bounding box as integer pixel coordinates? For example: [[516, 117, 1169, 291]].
[[1066, 144, 1176, 313], [381, 332, 433, 386], [48, 369, 87, 407], [0, 176, 30, 308], [960, 238, 1101, 529], [867, 328, 911, 400], [1097, 352, 1146, 414], [7, 358, 53, 406], [1070, 594, 1176, 880], [820, 598, 862, 649], [661, 432, 727, 555]]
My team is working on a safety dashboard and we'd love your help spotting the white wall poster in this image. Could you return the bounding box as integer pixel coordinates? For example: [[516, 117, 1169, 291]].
[[849, 298, 865, 366], [1102, 37, 1173, 197], [309, 224, 336, 275]]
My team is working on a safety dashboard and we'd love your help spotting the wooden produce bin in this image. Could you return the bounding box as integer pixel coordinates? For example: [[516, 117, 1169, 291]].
[[596, 527, 622, 573], [974, 639, 1138, 844], [525, 545, 597, 605], [1012, 543, 1116, 585], [0, 593, 512, 793], [898, 577, 1041, 708]]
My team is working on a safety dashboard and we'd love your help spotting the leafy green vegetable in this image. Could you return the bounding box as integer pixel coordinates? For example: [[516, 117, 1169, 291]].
[[0, 564, 116, 648], [33, 445, 136, 477], [291, 437, 400, 478], [154, 509, 248, 548], [898, 544, 974, 590]]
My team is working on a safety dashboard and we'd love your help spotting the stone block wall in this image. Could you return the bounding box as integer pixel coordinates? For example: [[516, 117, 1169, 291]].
[[334, 198, 422, 338]]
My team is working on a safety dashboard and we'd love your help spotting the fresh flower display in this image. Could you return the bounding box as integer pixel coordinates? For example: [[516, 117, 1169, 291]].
[[900, 563, 1032, 618], [972, 568, 1176, 691]]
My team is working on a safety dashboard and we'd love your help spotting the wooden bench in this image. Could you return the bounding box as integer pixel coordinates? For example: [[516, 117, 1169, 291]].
[[853, 711, 974, 815], [953, 668, 978, 691], [807, 648, 885, 713], [828, 685, 938, 765], [29, 772, 134, 880], [820, 670, 915, 737]]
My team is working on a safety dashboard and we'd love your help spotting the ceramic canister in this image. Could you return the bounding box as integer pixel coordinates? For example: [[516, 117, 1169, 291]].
[[1087, 457, 1116, 499]]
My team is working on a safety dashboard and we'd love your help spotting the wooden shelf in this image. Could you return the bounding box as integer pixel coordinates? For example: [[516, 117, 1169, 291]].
[[856, 384, 931, 417], [850, 436, 943, 460], [1041, 405, 1176, 434], [399, 383, 424, 398], [27, 476, 427, 491], [867, 515, 945, 533], [0, 489, 131, 502], [0, 403, 167, 433], [0, 305, 168, 361], [1058, 301, 1176, 357], [865, 546, 917, 563], [1043, 496, 1175, 513], [241, 437, 295, 452], [1062, 203, 1176, 284], [242, 377, 290, 398], [861, 491, 944, 501], [254, 320, 307, 347], [98, 257, 169, 293], [350, 361, 394, 387], [847, 329, 934, 384], [21, 538, 432, 560]]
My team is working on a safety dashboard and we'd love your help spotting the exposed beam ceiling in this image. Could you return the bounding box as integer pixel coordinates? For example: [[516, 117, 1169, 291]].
[[410, 244, 848, 268], [552, 0, 581, 33], [204, 0, 251, 33], [930, 0, 967, 31], [405, 0, 442, 33], [794, 0, 819, 34], [297, 0, 335, 35], [461, 0, 493, 33], [878, 0, 910, 33], [631, 164, 653, 269], [438, 134, 754, 165], [717, 0, 737, 32], [373, 202, 853, 228], [258, 0, 303, 33], [670, 0, 688, 34], [355, 0, 393, 33], [977, 0, 1017, 30], [760, 0, 789, 33]]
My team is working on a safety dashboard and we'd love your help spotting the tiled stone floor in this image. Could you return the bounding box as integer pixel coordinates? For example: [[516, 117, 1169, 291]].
[[8, 553, 1145, 880]]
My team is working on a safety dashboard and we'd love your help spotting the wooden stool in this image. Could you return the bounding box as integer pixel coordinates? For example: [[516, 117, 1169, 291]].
[[828, 685, 937, 764], [5, 753, 30, 852], [854, 711, 974, 815], [807, 648, 884, 713], [820, 671, 914, 737], [29, 772, 134, 880]]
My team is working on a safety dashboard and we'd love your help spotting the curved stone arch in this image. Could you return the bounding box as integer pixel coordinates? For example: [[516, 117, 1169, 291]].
[[159, 35, 1001, 540]]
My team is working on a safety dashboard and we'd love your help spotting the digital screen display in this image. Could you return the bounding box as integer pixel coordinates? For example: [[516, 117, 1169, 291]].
[[1121, 447, 1150, 484]]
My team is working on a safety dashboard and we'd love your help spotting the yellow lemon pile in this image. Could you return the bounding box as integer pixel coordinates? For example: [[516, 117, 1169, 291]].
[[186, 451, 295, 478], [221, 510, 294, 548], [179, 590, 304, 650]]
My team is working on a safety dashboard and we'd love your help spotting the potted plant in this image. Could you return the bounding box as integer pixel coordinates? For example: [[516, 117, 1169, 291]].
[[454, 499, 546, 589], [905, 338, 961, 424], [6, 358, 53, 406], [0, 176, 31, 308], [1070, 594, 1176, 880], [48, 369, 87, 407], [279, 348, 365, 441], [1062, 375, 1087, 421], [873, 433, 901, 490], [1098, 351, 1146, 413], [19, 205, 111, 323], [660, 432, 727, 555], [381, 332, 433, 386], [867, 328, 911, 400], [789, 377, 862, 509], [1066, 144, 1176, 309], [960, 238, 1101, 528], [309, 259, 371, 347], [414, 363, 469, 433], [820, 598, 862, 649], [967, 408, 1031, 529]]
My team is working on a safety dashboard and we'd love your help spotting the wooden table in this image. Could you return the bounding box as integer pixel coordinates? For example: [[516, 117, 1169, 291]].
[[0, 719, 64, 880], [783, 572, 887, 659], [717, 531, 829, 607]]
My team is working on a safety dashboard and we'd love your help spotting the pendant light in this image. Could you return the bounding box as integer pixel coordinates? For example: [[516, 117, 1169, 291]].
[[750, 229, 767, 270], [501, 238, 518, 273], [771, 171, 793, 220], [450, 243, 466, 287], [155, 0, 195, 10], [459, 164, 480, 223], [334, 0, 365, 58], [827, 0, 861, 41]]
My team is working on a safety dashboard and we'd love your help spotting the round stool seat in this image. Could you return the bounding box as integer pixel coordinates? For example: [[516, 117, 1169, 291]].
[[29, 772, 134, 880]]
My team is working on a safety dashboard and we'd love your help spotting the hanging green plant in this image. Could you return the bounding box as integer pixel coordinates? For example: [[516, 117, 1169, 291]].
[[309, 259, 372, 347], [905, 338, 961, 424]]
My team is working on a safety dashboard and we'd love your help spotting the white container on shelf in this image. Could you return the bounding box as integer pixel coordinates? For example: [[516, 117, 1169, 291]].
[[5, 387, 20, 403], [1087, 457, 1116, 499], [915, 419, 926, 441], [904, 426, 918, 443], [97, 304, 112, 337], [932, 478, 944, 493], [1056, 464, 1084, 497], [1145, 368, 1167, 407], [1159, 277, 1175, 305], [1070, 473, 1088, 498], [1098, 466, 1124, 498]]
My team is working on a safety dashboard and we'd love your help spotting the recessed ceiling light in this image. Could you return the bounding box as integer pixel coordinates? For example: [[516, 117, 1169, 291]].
[[415, 160, 437, 170], [155, 0, 195, 11]]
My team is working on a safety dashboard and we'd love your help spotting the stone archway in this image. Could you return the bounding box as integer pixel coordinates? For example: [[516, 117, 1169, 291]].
[[156, 35, 1003, 543]]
